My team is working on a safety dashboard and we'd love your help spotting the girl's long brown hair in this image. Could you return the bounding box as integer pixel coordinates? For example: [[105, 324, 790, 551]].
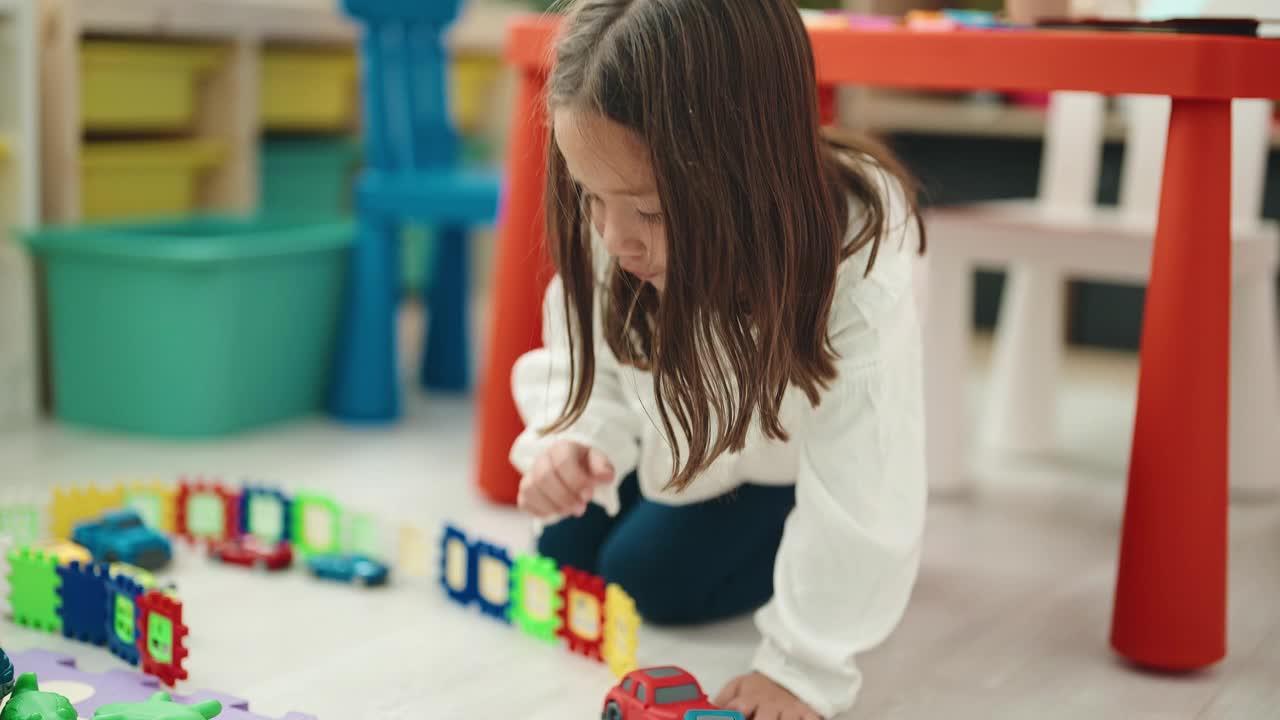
[[541, 0, 924, 491]]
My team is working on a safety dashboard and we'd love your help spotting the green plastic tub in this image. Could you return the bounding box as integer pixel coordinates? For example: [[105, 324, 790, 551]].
[[259, 137, 361, 219], [23, 216, 353, 437]]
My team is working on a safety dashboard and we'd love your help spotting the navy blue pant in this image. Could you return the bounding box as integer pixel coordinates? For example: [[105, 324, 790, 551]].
[[537, 474, 796, 625]]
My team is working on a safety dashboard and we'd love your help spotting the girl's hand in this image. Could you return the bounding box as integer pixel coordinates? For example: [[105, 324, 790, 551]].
[[715, 672, 822, 720], [517, 439, 616, 519]]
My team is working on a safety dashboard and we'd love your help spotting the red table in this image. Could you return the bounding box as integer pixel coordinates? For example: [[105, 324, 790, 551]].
[[473, 15, 1280, 671]]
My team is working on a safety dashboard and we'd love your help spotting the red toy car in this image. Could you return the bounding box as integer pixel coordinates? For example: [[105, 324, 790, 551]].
[[207, 536, 293, 571], [603, 667, 718, 720]]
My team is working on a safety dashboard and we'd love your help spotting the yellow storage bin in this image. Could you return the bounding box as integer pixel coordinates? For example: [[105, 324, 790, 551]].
[[261, 49, 357, 131], [0, 135, 10, 161], [81, 41, 225, 133], [81, 140, 224, 220], [451, 53, 503, 135]]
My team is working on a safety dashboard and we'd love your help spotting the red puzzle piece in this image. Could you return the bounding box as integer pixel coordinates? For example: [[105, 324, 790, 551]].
[[136, 590, 190, 686], [558, 567, 606, 662], [175, 477, 240, 544]]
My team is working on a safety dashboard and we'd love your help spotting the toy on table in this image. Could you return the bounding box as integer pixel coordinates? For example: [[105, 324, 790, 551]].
[[1, 648, 14, 698], [94, 692, 221, 720], [0, 673, 78, 720], [206, 537, 293, 572], [305, 553, 388, 586], [72, 509, 172, 571], [603, 667, 719, 720]]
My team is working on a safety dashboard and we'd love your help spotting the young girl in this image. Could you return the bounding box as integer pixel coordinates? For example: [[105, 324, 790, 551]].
[[508, 1, 927, 717]]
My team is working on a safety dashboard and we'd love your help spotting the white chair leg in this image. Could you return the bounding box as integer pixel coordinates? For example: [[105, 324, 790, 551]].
[[1229, 274, 1280, 499], [983, 263, 1063, 454], [925, 252, 974, 496]]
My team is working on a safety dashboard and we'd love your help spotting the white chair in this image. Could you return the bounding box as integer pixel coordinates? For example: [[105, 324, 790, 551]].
[[924, 91, 1279, 497]]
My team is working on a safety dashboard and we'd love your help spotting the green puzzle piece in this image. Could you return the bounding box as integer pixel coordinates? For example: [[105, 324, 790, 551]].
[[0, 505, 40, 545], [507, 554, 564, 644], [7, 547, 62, 633], [148, 612, 174, 664], [115, 593, 137, 645], [290, 491, 342, 557]]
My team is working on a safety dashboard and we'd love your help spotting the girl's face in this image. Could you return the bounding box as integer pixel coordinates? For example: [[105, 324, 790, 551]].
[[554, 107, 667, 291]]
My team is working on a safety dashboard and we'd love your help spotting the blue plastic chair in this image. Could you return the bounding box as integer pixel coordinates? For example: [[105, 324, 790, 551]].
[[330, 0, 501, 421]]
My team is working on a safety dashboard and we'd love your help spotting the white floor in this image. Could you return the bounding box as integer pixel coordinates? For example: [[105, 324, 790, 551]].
[[1, 326, 1278, 720]]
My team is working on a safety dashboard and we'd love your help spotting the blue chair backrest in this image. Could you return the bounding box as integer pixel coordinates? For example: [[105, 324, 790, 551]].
[[342, 0, 464, 173]]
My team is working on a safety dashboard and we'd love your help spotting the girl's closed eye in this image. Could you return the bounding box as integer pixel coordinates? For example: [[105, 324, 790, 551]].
[[637, 208, 664, 225]]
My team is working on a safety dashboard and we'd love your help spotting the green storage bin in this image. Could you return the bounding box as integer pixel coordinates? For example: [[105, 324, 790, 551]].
[[259, 138, 361, 219], [23, 216, 353, 437]]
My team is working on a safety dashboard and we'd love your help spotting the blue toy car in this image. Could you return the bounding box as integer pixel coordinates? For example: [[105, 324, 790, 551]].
[[306, 553, 389, 586], [683, 712, 745, 720], [72, 509, 172, 571], [1, 647, 14, 698]]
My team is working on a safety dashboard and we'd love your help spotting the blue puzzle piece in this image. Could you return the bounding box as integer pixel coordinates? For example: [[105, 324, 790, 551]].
[[239, 485, 292, 543], [57, 561, 112, 646], [472, 541, 513, 624], [439, 524, 476, 606]]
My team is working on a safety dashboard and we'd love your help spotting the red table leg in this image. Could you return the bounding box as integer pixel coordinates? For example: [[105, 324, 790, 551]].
[[1111, 98, 1231, 670], [475, 68, 554, 505]]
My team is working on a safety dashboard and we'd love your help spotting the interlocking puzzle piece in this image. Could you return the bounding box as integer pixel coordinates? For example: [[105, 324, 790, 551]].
[[176, 478, 240, 544], [125, 482, 177, 535], [559, 567, 606, 662], [289, 492, 341, 557], [94, 691, 221, 720], [7, 546, 63, 633], [508, 553, 564, 644], [472, 541, 513, 624], [397, 525, 430, 579], [439, 525, 475, 606], [8, 650, 318, 720], [342, 512, 381, 558], [0, 673, 78, 720], [239, 486, 290, 545], [137, 590, 190, 686], [603, 583, 640, 679], [57, 560, 112, 646], [51, 484, 125, 541], [106, 573, 145, 666], [5, 649, 156, 712], [0, 504, 41, 545]]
